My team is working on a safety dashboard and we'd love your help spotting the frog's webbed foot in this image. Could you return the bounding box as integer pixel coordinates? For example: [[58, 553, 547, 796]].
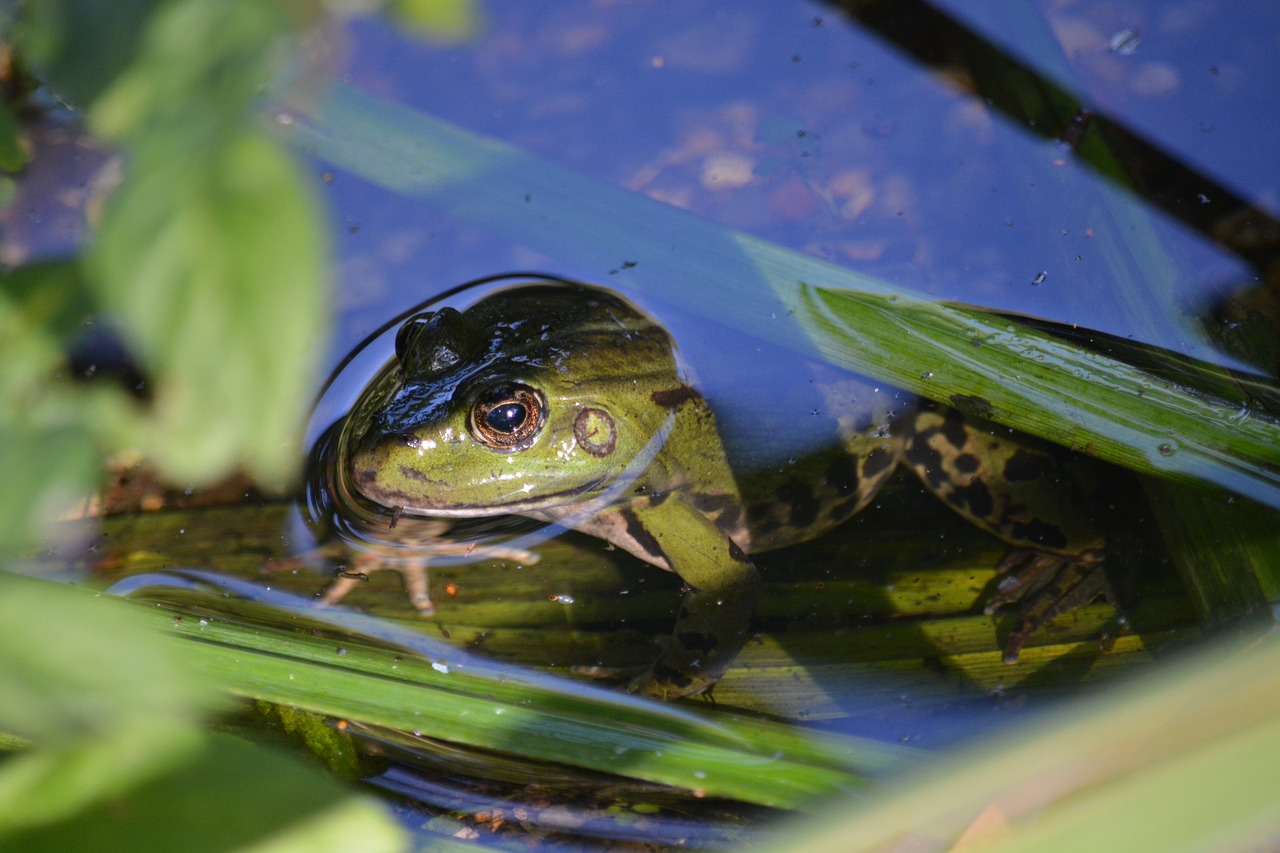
[[567, 662, 709, 700], [625, 664, 718, 701], [314, 538, 540, 617], [319, 551, 437, 615], [985, 550, 1113, 664]]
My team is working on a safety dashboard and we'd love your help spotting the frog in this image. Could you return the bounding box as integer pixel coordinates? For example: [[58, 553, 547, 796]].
[[343, 281, 1107, 699]]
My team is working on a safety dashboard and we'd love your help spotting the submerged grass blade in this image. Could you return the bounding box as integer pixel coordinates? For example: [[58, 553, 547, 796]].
[[280, 85, 1280, 508], [119, 579, 914, 809]]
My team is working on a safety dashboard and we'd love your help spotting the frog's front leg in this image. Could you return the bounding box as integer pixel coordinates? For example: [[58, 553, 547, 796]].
[[595, 496, 760, 699]]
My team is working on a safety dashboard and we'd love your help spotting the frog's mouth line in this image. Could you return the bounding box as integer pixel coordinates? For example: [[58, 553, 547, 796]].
[[391, 480, 612, 518], [358, 412, 677, 529]]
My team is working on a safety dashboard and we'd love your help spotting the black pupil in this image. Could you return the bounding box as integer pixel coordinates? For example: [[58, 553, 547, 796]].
[[486, 403, 527, 433]]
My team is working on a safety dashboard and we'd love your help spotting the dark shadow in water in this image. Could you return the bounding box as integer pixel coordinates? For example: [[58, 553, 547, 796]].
[[829, 0, 1280, 276]]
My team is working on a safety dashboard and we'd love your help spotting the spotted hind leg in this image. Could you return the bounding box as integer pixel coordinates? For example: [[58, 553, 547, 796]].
[[903, 404, 1110, 660]]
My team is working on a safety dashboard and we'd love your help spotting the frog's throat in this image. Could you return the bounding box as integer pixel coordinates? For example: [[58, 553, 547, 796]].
[[395, 412, 676, 524]]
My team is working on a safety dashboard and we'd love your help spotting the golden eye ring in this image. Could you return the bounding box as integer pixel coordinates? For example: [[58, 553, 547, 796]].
[[469, 384, 545, 450]]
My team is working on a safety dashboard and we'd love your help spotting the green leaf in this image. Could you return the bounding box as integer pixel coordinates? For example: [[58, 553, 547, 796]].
[[3, 736, 408, 853], [0, 574, 406, 851], [0, 98, 27, 173], [0, 425, 97, 552], [90, 128, 328, 487], [17, 0, 164, 107], [82, 0, 329, 488], [0, 263, 101, 552], [390, 0, 479, 42], [114, 580, 915, 809], [0, 572, 218, 833]]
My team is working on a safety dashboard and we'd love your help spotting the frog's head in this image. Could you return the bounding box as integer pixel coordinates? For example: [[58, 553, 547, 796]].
[[346, 284, 681, 517]]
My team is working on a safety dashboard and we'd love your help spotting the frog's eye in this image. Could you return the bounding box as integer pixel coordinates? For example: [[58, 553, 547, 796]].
[[469, 384, 546, 450]]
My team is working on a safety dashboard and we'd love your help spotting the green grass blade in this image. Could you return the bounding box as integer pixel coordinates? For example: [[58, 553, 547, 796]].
[[118, 577, 915, 809]]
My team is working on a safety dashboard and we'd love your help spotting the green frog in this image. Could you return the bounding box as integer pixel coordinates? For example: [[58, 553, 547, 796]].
[[344, 282, 1106, 698]]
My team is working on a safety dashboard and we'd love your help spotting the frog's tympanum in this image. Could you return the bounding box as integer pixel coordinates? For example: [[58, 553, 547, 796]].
[[345, 283, 1105, 698]]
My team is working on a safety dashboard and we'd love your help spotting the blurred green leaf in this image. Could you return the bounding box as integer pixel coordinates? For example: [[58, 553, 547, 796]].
[[0, 99, 27, 173], [90, 127, 328, 487], [0, 572, 218, 833], [18, 0, 163, 107], [391, 0, 478, 42], [0, 425, 96, 552], [0, 263, 101, 551], [88, 0, 291, 142], [0, 573, 406, 851], [4, 736, 407, 853], [80, 0, 329, 488]]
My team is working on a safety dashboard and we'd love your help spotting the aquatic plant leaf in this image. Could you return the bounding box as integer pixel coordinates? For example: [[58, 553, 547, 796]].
[[85, 0, 329, 488], [112, 573, 917, 809]]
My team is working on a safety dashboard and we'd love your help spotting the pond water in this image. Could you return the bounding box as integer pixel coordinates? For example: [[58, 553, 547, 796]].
[[321, 0, 1277, 374]]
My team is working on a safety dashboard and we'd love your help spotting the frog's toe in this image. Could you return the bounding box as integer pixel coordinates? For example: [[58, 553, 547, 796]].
[[625, 664, 716, 701], [317, 568, 369, 607], [985, 550, 1113, 664]]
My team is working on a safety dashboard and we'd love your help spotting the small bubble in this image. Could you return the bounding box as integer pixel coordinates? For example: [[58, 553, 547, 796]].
[[1157, 443, 1174, 456], [1109, 28, 1141, 55]]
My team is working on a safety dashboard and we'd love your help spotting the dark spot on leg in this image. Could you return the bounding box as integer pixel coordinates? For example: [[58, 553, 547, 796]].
[[940, 408, 969, 450], [618, 507, 667, 563], [905, 443, 947, 489], [825, 455, 861, 494], [862, 446, 896, 480], [1004, 449, 1057, 483], [746, 509, 782, 536], [692, 492, 743, 537], [778, 479, 821, 528], [949, 394, 995, 419], [1010, 519, 1069, 550], [949, 479, 994, 519], [954, 452, 980, 475]]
